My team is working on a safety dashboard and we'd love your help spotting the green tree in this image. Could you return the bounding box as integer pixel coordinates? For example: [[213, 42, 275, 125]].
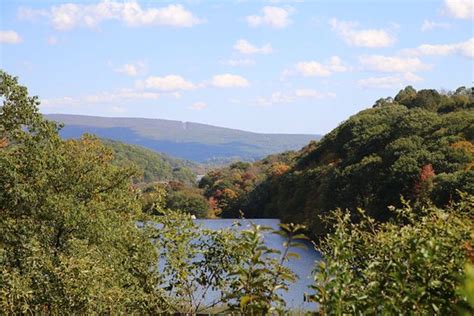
[[0, 70, 310, 314], [0, 71, 166, 313], [166, 189, 210, 218]]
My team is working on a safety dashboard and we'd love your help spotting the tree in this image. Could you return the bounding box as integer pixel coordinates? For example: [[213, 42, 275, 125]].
[[0, 70, 309, 314], [166, 189, 210, 218], [202, 87, 474, 238], [0, 71, 166, 313]]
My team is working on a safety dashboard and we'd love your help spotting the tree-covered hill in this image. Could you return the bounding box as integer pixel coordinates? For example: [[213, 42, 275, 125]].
[[102, 139, 198, 185], [46, 114, 320, 163], [2, 71, 473, 314], [199, 86, 474, 237]]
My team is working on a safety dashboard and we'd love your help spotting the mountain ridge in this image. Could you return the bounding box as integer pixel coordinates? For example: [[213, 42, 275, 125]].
[[45, 113, 321, 163]]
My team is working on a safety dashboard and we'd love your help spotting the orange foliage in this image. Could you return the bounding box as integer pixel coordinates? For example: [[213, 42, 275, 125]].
[[451, 141, 474, 170], [222, 188, 238, 200], [450, 140, 474, 155], [0, 137, 8, 148], [270, 163, 290, 176]]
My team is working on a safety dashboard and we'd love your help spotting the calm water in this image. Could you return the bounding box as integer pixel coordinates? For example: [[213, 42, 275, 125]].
[[194, 218, 321, 310]]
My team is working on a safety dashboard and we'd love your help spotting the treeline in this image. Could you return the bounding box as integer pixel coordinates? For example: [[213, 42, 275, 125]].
[[199, 86, 474, 237], [1, 71, 473, 314], [0, 71, 304, 314]]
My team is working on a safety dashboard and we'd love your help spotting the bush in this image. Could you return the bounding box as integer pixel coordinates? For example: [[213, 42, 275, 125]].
[[308, 194, 474, 314]]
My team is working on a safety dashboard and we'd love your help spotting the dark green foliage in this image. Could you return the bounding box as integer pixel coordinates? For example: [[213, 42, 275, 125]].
[[103, 139, 197, 185], [308, 195, 474, 314], [201, 87, 474, 238]]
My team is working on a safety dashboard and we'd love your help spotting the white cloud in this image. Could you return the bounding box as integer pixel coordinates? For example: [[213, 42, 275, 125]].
[[292, 56, 347, 77], [41, 96, 77, 107], [19, 2, 203, 31], [18, 7, 48, 21], [401, 37, 474, 59], [255, 89, 335, 107], [442, 0, 474, 20], [295, 89, 335, 98], [358, 72, 423, 89], [246, 6, 293, 28], [421, 20, 451, 31], [0, 30, 22, 44], [114, 61, 146, 76], [330, 18, 395, 48], [234, 39, 273, 54], [83, 89, 160, 103], [220, 58, 255, 66], [42, 89, 160, 107], [359, 55, 432, 73], [138, 75, 196, 91], [189, 102, 207, 110], [256, 91, 295, 107], [211, 74, 249, 88]]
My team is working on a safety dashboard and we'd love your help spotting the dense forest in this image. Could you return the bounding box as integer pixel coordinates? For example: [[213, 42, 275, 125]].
[[1, 71, 473, 314], [103, 139, 198, 185], [200, 86, 474, 237]]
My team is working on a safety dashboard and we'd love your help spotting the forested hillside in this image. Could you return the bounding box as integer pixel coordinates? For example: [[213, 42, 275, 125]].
[[47, 114, 320, 163], [2, 71, 473, 315], [200, 86, 474, 237], [103, 139, 198, 185]]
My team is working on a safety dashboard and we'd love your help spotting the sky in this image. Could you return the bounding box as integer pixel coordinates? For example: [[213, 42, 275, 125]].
[[0, 0, 473, 134]]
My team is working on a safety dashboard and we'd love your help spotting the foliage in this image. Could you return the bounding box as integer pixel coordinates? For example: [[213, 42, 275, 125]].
[[201, 87, 474, 238], [103, 139, 197, 185], [0, 71, 166, 313], [140, 182, 210, 218], [460, 264, 474, 314], [308, 194, 474, 314], [199, 151, 298, 217], [148, 209, 306, 314], [165, 182, 210, 218], [1, 71, 307, 315], [224, 223, 308, 314]]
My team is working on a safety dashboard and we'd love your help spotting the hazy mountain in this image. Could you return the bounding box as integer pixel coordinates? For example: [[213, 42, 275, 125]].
[[46, 114, 320, 163]]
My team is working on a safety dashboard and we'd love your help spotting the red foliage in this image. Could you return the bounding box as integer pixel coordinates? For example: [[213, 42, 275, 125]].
[[419, 164, 435, 182], [414, 164, 435, 197]]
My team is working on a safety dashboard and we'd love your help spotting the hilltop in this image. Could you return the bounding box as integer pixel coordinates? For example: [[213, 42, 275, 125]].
[[46, 114, 320, 163]]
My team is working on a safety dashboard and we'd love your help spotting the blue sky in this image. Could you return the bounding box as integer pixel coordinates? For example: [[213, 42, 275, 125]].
[[1, 0, 473, 134]]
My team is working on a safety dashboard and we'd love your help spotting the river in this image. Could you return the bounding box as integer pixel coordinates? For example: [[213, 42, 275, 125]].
[[194, 218, 321, 310]]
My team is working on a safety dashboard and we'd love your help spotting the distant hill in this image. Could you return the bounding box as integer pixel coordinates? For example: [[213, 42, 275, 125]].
[[45, 114, 320, 163], [103, 139, 198, 185]]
